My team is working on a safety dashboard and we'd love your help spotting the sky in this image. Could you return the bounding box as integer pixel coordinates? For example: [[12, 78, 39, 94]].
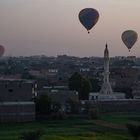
[[0, 0, 140, 57]]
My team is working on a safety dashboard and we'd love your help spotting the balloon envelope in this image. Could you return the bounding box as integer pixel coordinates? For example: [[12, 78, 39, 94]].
[[121, 30, 138, 51], [0, 45, 5, 57], [79, 8, 99, 33]]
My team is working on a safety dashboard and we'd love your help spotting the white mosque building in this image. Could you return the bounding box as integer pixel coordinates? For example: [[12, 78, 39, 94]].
[[89, 44, 125, 100]]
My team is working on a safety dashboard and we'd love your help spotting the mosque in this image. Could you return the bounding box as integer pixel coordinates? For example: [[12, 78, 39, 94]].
[[89, 44, 125, 100]]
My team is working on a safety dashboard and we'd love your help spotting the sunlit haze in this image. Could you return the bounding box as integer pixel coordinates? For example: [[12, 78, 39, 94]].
[[0, 0, 140, 57]]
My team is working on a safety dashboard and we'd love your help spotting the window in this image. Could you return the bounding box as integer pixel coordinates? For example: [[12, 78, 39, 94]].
[[8, 89, 13, 92]]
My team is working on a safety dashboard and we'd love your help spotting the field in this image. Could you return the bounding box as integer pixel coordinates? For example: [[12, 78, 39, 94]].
[[0, 112, 140, 140]]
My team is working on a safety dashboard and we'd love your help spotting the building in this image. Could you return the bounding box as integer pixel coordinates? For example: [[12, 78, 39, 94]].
[[0, 79, 37, 122], [100, 44, 113, 95], [90, 44, 125, 100], [38, 87, 79, 113], [132, 82, 140, 99]]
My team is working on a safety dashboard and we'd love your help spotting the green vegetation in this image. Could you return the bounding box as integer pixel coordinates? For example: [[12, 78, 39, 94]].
[[101, 112, 140, 125], [69, 72, 91, 100], [20, 129, 44, 140], [0, 112, 140, 140], [35, 94, 52, 115], [126, 124, 140, 140]]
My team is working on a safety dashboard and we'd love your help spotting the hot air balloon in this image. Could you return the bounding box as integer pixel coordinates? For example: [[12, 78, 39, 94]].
[[79, 8, 99, 33], [121, 30, 138, 52], [0, 45, 5, 57]]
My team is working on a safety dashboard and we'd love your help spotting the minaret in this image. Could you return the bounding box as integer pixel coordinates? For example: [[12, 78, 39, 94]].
[[100, 44, 113, 94]]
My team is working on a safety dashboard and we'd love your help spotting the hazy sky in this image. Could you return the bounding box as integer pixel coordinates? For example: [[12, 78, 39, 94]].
[[0, 0, 140, 57]]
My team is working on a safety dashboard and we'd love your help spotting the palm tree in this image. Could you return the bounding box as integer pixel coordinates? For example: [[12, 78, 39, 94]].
[[126, 124, 140, 140]]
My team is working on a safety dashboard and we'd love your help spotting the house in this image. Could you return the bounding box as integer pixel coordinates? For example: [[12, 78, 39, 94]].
[[0, 79, 37, 122], [132, 82, 140, 99]]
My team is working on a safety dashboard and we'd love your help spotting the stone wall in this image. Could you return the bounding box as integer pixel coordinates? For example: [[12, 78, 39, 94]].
[[0, 102, 35, 122], [95, 100, 140, 112]]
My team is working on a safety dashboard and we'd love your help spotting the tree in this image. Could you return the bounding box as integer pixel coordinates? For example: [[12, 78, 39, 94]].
[[126, 124, 140, 140], [69, 72, 91, 100], [69, 72, 82, 91], [90, 78, 101, 92], [35, 94, 52, 115], [66, 98, 80, 114], [51, 101, 66, 120], [51, 101, 61, 113], [80, 78, 91, 100]]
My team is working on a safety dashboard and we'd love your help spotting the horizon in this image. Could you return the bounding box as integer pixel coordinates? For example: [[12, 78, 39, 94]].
[[2, 54, 138, 58]]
